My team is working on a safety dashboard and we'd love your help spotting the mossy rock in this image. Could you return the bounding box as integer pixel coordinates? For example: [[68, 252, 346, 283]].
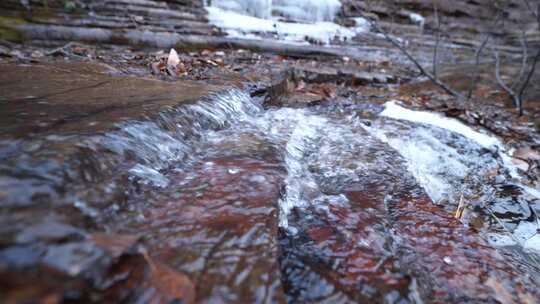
[[0, 16, 26, 43]]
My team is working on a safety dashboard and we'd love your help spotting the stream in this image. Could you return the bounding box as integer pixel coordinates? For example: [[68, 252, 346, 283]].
[[3, 86, 539, 302]]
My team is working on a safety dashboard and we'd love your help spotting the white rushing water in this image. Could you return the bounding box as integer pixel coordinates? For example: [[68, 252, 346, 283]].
[[118, 90, 539, 252], [205, 0, 369, 44]]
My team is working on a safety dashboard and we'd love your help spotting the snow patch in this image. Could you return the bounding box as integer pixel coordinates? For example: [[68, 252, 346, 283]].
[[381, 101, 499, 148], [380, 101, 518, 177]]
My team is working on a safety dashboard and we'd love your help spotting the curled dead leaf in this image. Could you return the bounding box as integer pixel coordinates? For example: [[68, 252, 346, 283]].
[[167, 48, 180, 68]]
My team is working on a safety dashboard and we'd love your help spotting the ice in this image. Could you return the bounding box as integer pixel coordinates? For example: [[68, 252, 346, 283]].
[[205, 0, 368, 44], [524, 234, 540, 252], [209, 0, 341, 22], [129, 164, 170, 188], [206, 7, 359, 44], [273, 0, 341, 22], [380, 101, 518, 177], [409, 13, 425, 27], [381, 101, 500, 149], [210, 0, 272, 19]]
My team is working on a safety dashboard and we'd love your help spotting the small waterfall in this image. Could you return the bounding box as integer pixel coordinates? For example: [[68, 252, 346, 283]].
[[105, 90, 262, 187], [208, 0, 341, 22], [272, 0, 341, 22], [208, 0, 272, 19], [205, 0, 363, 44]]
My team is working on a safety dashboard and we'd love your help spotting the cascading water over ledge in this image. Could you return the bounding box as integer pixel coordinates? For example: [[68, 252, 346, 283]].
[[2, 79, 540, 302]]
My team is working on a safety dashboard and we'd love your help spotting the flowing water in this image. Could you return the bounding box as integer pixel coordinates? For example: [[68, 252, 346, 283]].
[[2, 88, 540, 302]]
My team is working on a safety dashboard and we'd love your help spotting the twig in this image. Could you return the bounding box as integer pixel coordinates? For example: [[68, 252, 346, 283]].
[[522, 0, 540, 23], [517, 46, 540, 114], [493, 50, 521, 108], [467, 35, 491, 100], [454, 194, 466, 219], [484, 204, 523, 246], [350, 2, 462, 98], [432, 2, 441, 79], [513, 28, 529, 91], [467, 10, 504, 100]]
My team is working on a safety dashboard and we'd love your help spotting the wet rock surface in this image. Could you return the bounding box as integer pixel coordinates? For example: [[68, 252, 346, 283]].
[[0, 61, 213, 138], [0, 21, 539, 302]]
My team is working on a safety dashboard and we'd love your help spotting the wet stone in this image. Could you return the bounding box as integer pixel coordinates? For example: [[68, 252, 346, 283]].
[[110, 150, 287, 302], [15, 219, 85, 243]]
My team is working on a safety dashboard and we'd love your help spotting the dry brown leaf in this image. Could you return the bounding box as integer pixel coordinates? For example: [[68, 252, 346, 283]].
[[91, 233, 140, 257], [513, 147, 540, 161], [486, 277, 516, 304], [518, 292, 537, 304], [142, 250, 196, 304], [511, 157, 530, 172]]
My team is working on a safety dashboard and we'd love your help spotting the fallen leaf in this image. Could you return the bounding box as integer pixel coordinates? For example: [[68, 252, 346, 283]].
[[150, 62, 161, 75], [513, 147, 540, 161], [511, 157, 530, 172], [141, 250, 196, 304], [91, 233, 140, 258], [486, 277, 516, 304], [167, 48, 180, 68]]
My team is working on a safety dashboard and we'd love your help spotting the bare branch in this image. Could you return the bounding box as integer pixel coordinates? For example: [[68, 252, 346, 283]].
[[513, 27, 529, 91], [493, 50, 521, 109], [348, 1, 462, 98], [467, 34, 491, 100], [517, 46, 540, 112], [522, 0, 540, 23], [367, 18, 463, 98], [432, 2, 441, 78]]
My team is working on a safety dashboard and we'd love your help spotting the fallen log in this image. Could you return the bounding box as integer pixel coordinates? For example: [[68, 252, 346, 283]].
[[3, 20, 397, 61]]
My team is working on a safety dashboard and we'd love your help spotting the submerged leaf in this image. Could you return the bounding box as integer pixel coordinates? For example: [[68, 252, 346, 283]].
[[486, 277, 515, 304], [141, 250, 196, 304]]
